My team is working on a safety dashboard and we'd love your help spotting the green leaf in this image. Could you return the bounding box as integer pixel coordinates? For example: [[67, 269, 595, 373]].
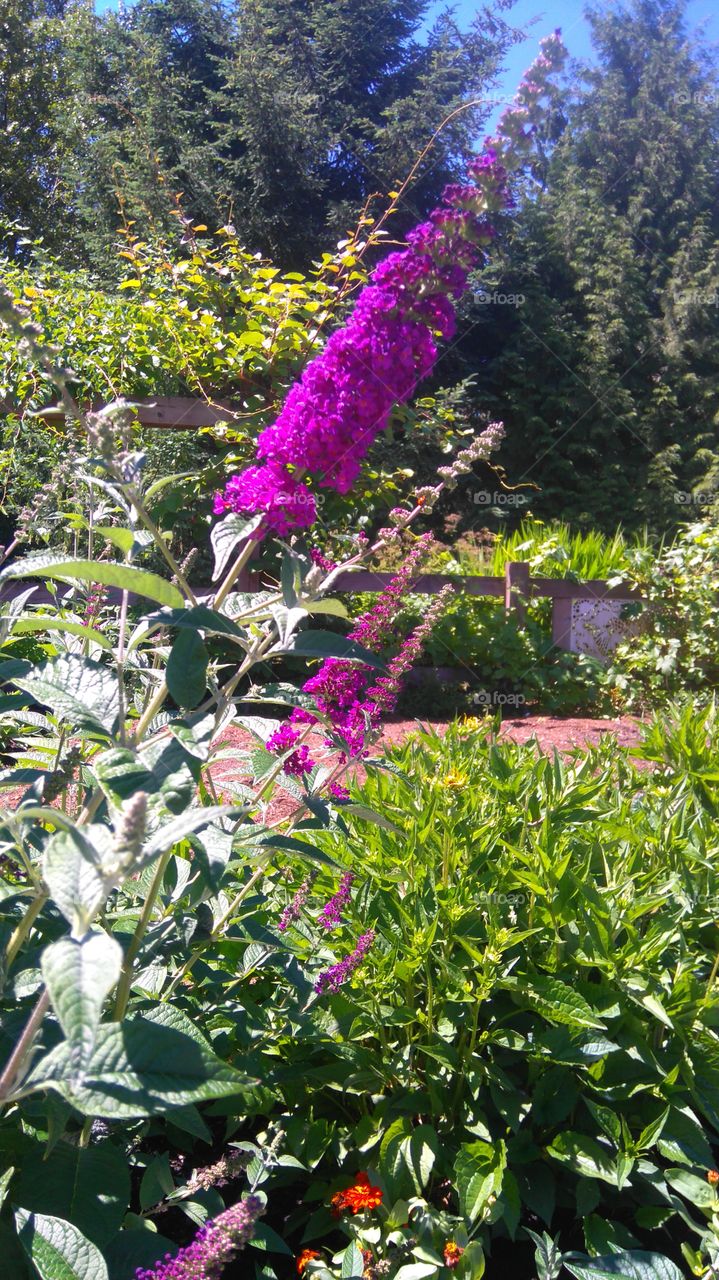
[[41, 930, 123, 1072], [15, 654, 120, 738], [103, 1230, 177, 1280], [341, 1242, 364, 1278], [211, 514, 263, 581], [455, 1141, 506, 1222], [143, 805, 242, 859], [277, 631, 386, 667], [140, 1001, 212, 1050], [139, 1155, 175, 1211], [14, 1210, 109, 1280], [10, 618, 113, 650], [92, 748, 157, 804], [343, 803, 403, 834], [405, 1125, 439, 1194], [664, 1167, 718, 1208], [656, 1106, 714, 1167], [146, 605, 247, 641], [546, 1132, 617, 1185], [43, 828, 108, 937], [13, 1142, 130, 1247], [563, 1252, 684, 1280], [0, 1164, 14, 1210], [254, 833, 339, 869], [306, 599, 349, 619], [166, 628, 209, 709], [520, 976, 606, 1030], [0, 553, 183, 608], [251, 1223, 293, 1256], [24, 1016, 253, 1118], [191, 823, 235, 893], [394, 1268, 438, 1280], [91, 526, 137, 554]]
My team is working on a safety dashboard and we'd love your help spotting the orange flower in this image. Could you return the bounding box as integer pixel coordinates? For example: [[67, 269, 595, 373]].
[[297, 1249, 321, 1274], [330, 1171, 383, 1216], [708, 1170, 719, 1186], [443, 1242, 464, 1270]]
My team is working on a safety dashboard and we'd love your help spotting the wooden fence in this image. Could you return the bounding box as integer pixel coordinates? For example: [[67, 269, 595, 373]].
[[326, 563, 642, 653]]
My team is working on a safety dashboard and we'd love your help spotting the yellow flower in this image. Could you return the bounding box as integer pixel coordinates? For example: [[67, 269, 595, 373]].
[[444, 770, 468, 790], [457, 715, 484, 733]]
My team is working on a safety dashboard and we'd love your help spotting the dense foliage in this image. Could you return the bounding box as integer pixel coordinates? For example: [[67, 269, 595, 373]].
[[2, 10, 719, 1280], [0, 0, 520, 270], [470, 0, 719, 532]]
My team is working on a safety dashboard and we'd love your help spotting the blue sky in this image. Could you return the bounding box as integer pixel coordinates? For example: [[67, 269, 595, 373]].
[[94, 0, 719, 111], [441, 0, 717, 100]]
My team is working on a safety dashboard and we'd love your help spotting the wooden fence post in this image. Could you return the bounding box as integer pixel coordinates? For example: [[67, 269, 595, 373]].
[[504, 561, 530, 625], [551, 597, 574, 650]]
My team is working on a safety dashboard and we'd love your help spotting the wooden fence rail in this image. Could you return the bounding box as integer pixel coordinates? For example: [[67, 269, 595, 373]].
[[328, 564, 642, 652]]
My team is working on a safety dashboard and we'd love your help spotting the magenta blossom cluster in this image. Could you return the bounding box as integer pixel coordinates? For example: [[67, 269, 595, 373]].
[[136, 1195, 264, 1280], [213, 463, 316, 535], [213, 34, 566, 536], [266, 722, 317, 776], [318, 872, 354, 930], [315, 930, 375, 995], [328, 781, 350, 800]]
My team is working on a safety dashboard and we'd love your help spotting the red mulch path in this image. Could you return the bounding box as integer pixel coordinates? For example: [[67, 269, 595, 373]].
[[3, 715, 644, 820], [209, 714, 644, 824], [338, 712, 644, 755]]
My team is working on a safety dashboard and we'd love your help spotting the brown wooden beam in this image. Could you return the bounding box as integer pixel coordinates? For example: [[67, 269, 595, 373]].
[[27, 396, 242, 431]]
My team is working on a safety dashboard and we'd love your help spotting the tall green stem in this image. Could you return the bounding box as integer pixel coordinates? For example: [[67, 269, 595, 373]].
[[114, 848, 173, 1020], [5, 892, 49, 973], [0, 989, 50, 1106]]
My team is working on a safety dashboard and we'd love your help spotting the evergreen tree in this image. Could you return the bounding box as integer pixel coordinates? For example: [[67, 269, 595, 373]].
[[213, 0, 521, 263], [50, 0, 234, 271], [17, 0, 521, 271], [0, 0, 68, 247], [467, 0, 719, 532]]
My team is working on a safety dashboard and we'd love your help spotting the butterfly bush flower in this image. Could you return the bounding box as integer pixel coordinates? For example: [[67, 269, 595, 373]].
[[328, 781, 350, 800], [213, 34, 566, 534], [135, 1194, 264, 1280], [277, 870, 317, 932], [317, 871, 354, 929], [266, 723, 317, 776], [315, 930, 375, 994]]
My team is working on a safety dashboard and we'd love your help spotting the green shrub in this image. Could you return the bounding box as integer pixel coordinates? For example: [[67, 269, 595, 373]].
[[257, 708, 719, 1278], [609, 519, 719, 709]]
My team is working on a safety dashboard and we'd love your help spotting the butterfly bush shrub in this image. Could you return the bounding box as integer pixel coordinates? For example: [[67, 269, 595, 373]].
[[0, 37, 566, 1280]]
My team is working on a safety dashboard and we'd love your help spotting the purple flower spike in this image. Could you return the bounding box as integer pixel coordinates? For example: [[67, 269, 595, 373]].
[[318, 872, 354, 930], [315, 931, 375, 995], [135, 1194, 264, 1280], [211, 36, 567, 533]]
